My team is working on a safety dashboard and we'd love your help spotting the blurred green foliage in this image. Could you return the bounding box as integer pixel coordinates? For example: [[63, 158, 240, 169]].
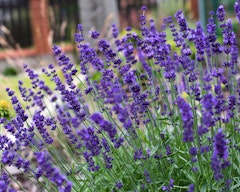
[[2, 67, 18, 76]]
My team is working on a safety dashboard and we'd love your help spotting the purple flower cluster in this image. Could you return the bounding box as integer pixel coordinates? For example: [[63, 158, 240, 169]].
[[144, 169, 151, 183], [194, 22, 205, 62], [222, 19, 236, 55], [77, 127, 108, 171], [162, 179, 174, 191], [111, 24, 119, 38], [34, 151, 72, 191], [216, 5, 226, 22], [74, 24, 84, 43], [225, 95, 237, 123], [33, 111, 53, 144], [188, 184, 194, 192], [0, 172, 16, 192], [175, 10, 189, 38], [177, 97, 194, 142], [199, 93, 215, 135], [235, 0, 240, 23], [91, 113, 124, 148], [211, 129, 230, 180], [206, 12, 221, 55]]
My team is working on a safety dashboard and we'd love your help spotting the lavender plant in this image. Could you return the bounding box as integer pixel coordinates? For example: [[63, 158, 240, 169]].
[[0, 2, 240, 192]]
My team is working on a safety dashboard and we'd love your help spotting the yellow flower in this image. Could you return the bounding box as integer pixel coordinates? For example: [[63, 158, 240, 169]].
[[0, 100, 10, 110], [221, 83, 226, 89], [182, 92, 189, 99], [211, 83, 226, 91]]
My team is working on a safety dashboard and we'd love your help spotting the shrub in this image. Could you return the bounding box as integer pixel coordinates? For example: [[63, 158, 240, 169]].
[[0, 2, 240, 192], [2, 67, 18, 76]]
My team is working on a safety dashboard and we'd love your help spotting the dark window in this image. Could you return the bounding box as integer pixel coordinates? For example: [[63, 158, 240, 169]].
[[48, 0, 80, 43], [0, 0, 32, 49]]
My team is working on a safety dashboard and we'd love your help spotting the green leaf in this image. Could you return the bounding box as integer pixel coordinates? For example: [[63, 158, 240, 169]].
[[173, 185, 189, 189], [230, 182, 240, 191], [91, 71, 102, 82], [150, 143, 162, 157], [182, 170, 195, 183], [136, 129, 149, 144], [178, 155, 188, 163], [233, 162, 240, 174], [200, 183, 207, 192]]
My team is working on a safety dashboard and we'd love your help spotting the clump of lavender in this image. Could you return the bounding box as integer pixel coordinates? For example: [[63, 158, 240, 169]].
[[211, 129, 230, 181], [0, 2, 240, 192]]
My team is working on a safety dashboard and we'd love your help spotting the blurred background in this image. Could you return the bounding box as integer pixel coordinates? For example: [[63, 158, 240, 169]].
[[0, 0, 238, 71]]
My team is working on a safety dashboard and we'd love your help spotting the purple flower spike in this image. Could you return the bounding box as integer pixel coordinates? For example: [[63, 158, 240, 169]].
[[175, 10, 188, 38], [78, 127, 101, 156], [211, 128, 230, 180], [111, 24, 119, 38], [188, 184, 194, 192], [89, 30, 100, 39], [189, 147, 198, 156], [74, 24, 84, 43], [141, 6, 147, 11], [222, 19, 236, 55], [115, 181, 123, 189], [194, 22, 205, 62], [216, 5, 225, 22], [34, 151, 72, 191], [234, 0, 240, 23], [162, 179, 174, 191], [91, 113, 117, 139], [0, 172, 16, 192], [144, 170, 151, 183], [177, 97, 194, 142], [213, 129, 229, 161]]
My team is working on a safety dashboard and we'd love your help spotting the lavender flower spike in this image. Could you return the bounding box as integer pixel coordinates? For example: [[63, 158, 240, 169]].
[[234, 0, 240, 23], [213, 129, 229, 161], [211, 128, 230, 181], [177, 97, 194, 142], [216, 5, 225, 22]]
